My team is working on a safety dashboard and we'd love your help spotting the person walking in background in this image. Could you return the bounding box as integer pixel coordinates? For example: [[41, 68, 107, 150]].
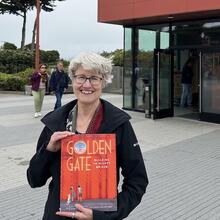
[[180, 58, 193, 108], [77, 185, 83, 202], [70, 186, 76, 202], [27, 52, 148, 220], [50, 61, 69, 109], [31, 64, 48, 118]]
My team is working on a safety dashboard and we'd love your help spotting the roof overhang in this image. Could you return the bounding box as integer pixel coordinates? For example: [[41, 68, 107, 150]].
[[98, 0, 220, 26], [101, 10, 220, 26]]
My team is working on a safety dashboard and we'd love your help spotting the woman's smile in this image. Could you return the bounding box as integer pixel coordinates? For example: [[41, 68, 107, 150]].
[[80, 89, 93, 94]]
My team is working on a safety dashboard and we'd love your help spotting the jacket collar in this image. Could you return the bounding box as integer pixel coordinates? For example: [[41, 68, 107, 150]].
[[41, 99, 131, 133], [99, 99, 131, 133], [41, 100, 77, 132]]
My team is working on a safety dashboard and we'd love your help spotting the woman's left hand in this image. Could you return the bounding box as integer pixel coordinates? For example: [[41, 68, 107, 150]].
[[56, 204, 93, 220]]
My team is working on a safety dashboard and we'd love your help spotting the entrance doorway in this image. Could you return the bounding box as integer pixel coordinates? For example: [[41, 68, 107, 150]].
[[173, 49, 220, 122], [173, 49, 200, 120]]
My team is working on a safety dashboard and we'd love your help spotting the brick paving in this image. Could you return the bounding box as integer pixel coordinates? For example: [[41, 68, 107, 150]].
[[127, 130, 220, 220], [1, 93, 220, 220]]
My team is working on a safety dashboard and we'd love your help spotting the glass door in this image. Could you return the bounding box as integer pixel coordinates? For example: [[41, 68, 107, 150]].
[[200, 50, 220, 123], [153, 49, 173, 119]]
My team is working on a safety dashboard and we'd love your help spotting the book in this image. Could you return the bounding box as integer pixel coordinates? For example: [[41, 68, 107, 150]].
[[60, 133, 117, 212]]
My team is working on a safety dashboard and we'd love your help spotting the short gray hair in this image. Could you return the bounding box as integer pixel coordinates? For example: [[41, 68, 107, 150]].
[[68, 52, 113, 87]]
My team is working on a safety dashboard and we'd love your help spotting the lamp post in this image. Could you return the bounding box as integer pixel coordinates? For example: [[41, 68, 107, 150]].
[[35, 0, 40, 70]]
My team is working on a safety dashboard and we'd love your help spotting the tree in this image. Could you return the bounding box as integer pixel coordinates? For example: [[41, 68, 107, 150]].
[[0, 0, 65, 51], [0, 0, 36, 49], [2, 42, 17, 50], [112, 49, 123, 66], [31, 0, 66, 53], [101, 49, 123, 66]]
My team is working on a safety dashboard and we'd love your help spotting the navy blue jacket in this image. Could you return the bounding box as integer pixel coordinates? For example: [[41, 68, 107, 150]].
[[27, 99, 148, 220], [181, 65, 193, 84], [50, 69, 69, 92]]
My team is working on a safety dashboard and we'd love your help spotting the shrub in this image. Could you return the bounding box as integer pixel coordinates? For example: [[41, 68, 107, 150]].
[[16, 68, 34, 85], [0, 48, 61, 74], [39, 50, 60, 64], [0, 73, 7, 89], [6, 76, 26, 90], [0, 74, 24, 90], [0, 50, 33, 73], [0, 68, 34, 91]]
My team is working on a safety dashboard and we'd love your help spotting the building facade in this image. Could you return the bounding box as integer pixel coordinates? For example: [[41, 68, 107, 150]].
[[98, 0, 220, 123]]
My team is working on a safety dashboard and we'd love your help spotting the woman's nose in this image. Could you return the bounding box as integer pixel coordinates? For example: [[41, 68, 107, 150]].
[[82, 78, 92, 87]]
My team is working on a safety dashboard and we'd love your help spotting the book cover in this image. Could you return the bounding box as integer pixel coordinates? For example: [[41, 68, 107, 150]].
[[60, 134, 117, 212]]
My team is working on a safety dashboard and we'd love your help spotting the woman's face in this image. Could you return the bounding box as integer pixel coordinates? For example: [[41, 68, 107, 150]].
[[72, 66, 103, 105], [39, 65, 47, 74]]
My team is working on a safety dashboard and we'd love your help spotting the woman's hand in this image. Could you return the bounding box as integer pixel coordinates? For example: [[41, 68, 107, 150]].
[[47, 131, 73, 152], [56, 204, 93, 220]]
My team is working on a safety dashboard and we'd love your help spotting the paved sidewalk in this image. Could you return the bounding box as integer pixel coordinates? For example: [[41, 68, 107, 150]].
[[0, 93, 220, 219]]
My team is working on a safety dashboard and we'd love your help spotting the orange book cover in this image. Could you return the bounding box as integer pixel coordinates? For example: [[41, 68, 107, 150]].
[[60, 134, 117, 212]]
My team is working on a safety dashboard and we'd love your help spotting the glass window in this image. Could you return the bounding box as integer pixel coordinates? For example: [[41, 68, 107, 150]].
[[124, 28, 133, 109], [135, 29, 156, 110], [202, 52, 220, 114], [160, 32, 169, 49], [135, 24, 169, 110], [173, 19, 220, 48], [159, 52, 171, 109]]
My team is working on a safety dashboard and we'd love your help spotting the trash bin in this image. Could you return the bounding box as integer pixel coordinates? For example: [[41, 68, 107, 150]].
[[142, 78, 151, 118]]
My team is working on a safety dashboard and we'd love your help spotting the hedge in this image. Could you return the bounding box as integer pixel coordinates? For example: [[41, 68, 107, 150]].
[[0, 50, 33, 73], [0, 49, 60, 74], [0, 68, 33, 91]]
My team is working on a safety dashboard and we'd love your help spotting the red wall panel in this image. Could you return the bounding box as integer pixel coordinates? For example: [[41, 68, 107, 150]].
[[98, 0, 220, 24]]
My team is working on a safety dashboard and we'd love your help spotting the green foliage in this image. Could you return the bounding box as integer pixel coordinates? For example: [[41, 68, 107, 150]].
[[0, 73, 25, 91], [137, 50, 154, 67], [0, 0, 35, 16], [0, 48, 61, 73], [0, 0, 66, 16], [61, 59, 70, 68], [112, 49, 123, 66], [100, 49, 123, 66], [0, 49, 33, 73], [48, 59, 70, 73], [16, 68, 33, 85], [0, 0, 66, 49], [24, 44, 60, 63], [23, 43, 33, 50], [0, 68, 33, 91], [100, 51, 111, 57], [0, 0, 36, 48], [40, 0, 66, 12], [2, 42, 17, 50], [39, 50, 60, 64]]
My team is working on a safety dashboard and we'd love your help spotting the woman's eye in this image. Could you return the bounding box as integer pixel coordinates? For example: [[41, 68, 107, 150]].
[[91, 77, 98, 81]]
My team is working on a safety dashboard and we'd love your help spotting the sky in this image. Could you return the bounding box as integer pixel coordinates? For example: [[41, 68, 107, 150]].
[[0, 0, 123, 60]]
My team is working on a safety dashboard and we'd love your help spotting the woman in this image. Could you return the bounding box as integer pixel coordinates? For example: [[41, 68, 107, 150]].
[[31, 64, 48, 118], [27, 52, 148, 220]]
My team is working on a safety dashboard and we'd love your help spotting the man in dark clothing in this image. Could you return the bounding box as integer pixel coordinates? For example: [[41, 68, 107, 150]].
[[50, 61, 69, 109], [180, 59, 193, 107]]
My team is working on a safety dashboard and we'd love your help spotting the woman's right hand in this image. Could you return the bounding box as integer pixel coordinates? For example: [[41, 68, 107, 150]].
[[46, 131, 73, 152]]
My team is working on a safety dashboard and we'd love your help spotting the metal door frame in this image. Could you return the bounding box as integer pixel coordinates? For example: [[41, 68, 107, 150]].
[[153, 49, 174, 119]]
